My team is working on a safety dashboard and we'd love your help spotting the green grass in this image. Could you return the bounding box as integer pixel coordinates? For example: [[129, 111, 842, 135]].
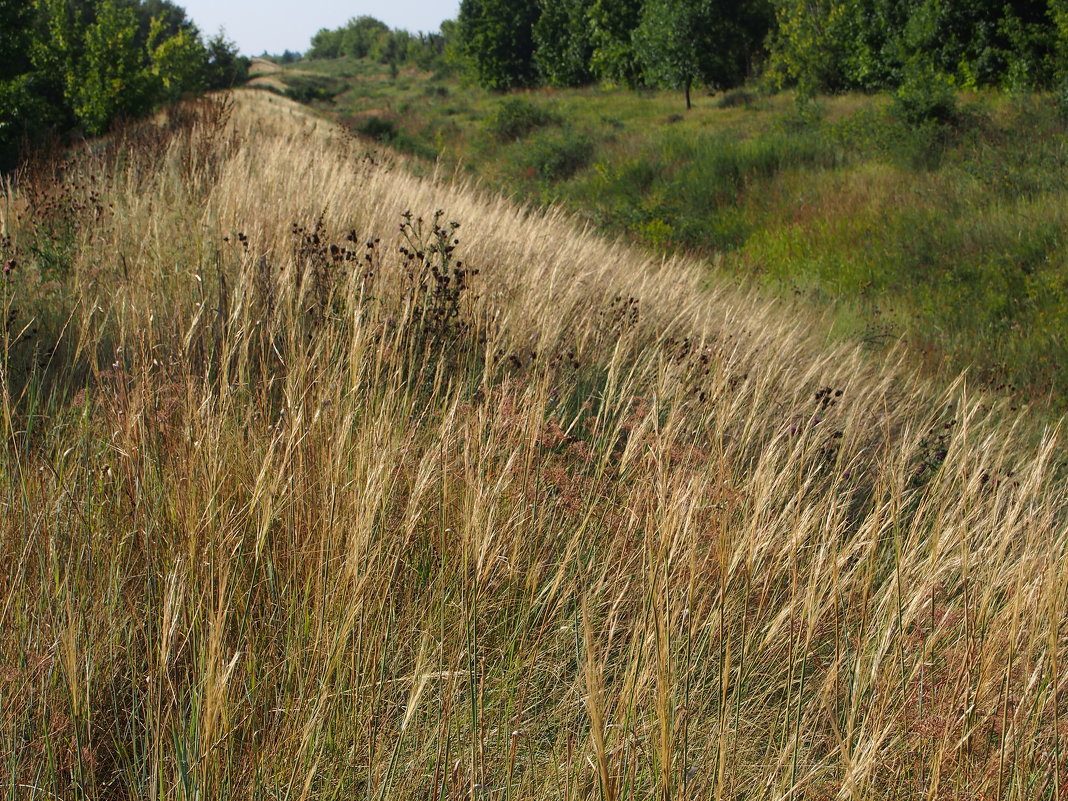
[[258, 60, 1068, 406]]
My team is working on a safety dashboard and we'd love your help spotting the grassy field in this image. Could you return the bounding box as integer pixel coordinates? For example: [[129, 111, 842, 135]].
[[1, 90, 1066, 799], [264, 59, 1068, 408]]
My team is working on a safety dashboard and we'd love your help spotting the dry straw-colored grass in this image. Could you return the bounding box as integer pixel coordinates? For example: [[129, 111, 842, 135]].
[[0, 91, 1065, 800]]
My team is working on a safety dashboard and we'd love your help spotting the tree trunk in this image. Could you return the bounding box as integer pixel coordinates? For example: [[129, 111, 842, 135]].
[[685, 79, 692, 110]]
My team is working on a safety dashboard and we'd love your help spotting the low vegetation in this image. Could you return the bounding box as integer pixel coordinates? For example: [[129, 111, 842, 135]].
[[264, 59, 1068, 407], [1, 90, 1065, 800]]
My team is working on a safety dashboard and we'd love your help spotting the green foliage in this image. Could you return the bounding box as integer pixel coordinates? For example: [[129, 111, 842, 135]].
[[1054, 0, 1068, 77], [74, 0, 149, 134], [306, 16, 450, 74], [485, 98, 560, 140], [202, 32, 249, 90], [282, 74, 347, 103], [1, 0, 248, 172], [587, 0, 644, 86], [519, 129, 594, 181], [635, 0, 763, 108], [767, 0, 1062, 93], [149, 16, 206, 101], [765, 0, 856, 93], [457, 0, 539, 89], [0, 0, 34, 81], [891, 60, 959, 126], [534, 0, 594, 87], [342, 16, 391, 59], [352, 114, 438, 159], [357, 115, 398, 140]]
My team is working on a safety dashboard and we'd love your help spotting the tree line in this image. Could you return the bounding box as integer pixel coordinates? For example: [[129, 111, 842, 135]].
[[1, 0, 249, 172], [453, 0, 1068, 105], [305, 15, 455, 74]]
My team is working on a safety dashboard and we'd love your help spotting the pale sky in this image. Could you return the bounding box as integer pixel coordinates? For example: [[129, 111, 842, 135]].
[[178, 0, 460, 55]]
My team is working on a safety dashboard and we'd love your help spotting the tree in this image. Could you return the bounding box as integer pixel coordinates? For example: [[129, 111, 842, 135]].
[[202, 31, 248, 90], [1, 0, 40, 170], [534, 0, 594, 87], [1054, 0, 1068, 79], [457, 0, 539, 89], [2, 0, 245, 173], [340, 16, 390, 59], [765, 0, 857, 92], [0, 0, 34, 82], [308, 27, 343, 58], [587, 0, 644, 85], [74, 0, 149, 133], [905, 0, 1056, 88], [635, 0, 764, 107], [149, 14, 206, 102]]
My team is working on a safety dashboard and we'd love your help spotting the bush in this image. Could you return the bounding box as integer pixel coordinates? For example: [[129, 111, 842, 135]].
[[717, 89, 756, 109], [351, 115, 438, 160], [356, 115, 398, 141], [283, 74, 347, 104], [892, 65, 958, 127], [486, 98, 560, 141], [520, 131, 594, 181]]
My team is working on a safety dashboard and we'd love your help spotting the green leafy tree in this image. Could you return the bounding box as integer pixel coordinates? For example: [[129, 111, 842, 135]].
[[124, 0, 199, 48], [1, 0, 39, 169], [340, 16, 391, 59], [1, 0, 34, 82], [202, 31, 249, 89], [3, 0, 242, 172], [148, 15, 206, 101], [534, 0, 594, 87], [74, 0, 148, 133], [308, 27, 343, 58], [837, 0, 913, 88], [457, 0, 539, 89], [587, 0, 643, 85], [409, 31, 448, 71], [1053, 0, 1068, 78], [635, 0, 768, 107], [766, 0, 856, 92], [768, 0, 1059, 92]]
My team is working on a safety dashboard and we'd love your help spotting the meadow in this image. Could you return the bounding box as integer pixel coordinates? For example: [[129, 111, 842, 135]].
[[0, 90, 1066, 799], [270, 58, 1068, 407]]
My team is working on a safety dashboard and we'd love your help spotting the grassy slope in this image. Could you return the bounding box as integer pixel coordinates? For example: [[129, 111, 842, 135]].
[[274, 58, 1068, 407], [0, 91, 1066, 799]]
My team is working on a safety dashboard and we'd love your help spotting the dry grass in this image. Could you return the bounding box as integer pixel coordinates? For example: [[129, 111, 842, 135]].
[[0, 90, 1065, 800]]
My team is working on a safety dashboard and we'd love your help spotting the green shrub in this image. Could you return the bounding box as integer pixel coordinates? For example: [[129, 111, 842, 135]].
[[521, 131, 594, 181], [283, 74, 347, 104], [351, 115, 438, 160], [356, 115, 398, 141], [486, 98, 560, 141], [891, 65, 958, 127], [717, 89, 756, 109]]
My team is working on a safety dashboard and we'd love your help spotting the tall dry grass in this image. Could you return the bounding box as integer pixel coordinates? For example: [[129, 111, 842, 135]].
[[0, 91, 1065, 800]]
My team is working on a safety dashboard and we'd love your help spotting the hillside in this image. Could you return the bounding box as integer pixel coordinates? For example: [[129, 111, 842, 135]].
[[262, 58, 1068, 408], [1, 91, 1066, 799]]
